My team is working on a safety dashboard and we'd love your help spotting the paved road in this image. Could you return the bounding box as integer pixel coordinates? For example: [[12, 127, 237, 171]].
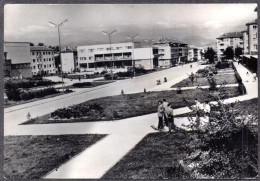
[[4, 62, 202, 130]]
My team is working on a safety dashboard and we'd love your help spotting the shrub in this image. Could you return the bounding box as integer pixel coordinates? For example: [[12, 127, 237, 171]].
[[5, 83, 21, 101], [134, 67, 147, 74], [234, 71, 242, 83], [104, 73, 118, 80], [73, 82, 92, 87], [215, 61, 230, 69], [177, 86, 182, 94], [19, 88, 59, 101], [116, 71, 132, 77], [238, 83, 247, 95], [208, 77, 217, 91], [101, 70, 108, 75], [197, 68, 209, 77]]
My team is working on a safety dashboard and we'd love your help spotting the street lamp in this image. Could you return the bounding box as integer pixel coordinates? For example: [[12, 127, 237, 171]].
[[102, 30, 117, 69], [48, 19, 68, 93], [145, 39, 155, 69], [126, 34, 139, 77]]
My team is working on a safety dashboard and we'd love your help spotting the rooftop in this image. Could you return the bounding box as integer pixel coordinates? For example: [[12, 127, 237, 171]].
[[216, 32, 243, 39], [30, 46, 55, 51], [154, 38, 187, 45], [246, 19, 257, 26]]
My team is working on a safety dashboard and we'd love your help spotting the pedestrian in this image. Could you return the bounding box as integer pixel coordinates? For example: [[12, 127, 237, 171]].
[[246, 72, 249, 76], [253, 72, 257, 82], [164, 77, 167, 82], [190, 64, 192, 68], [78, 76, 81, 82], [162, 99, 169, 127], [165, 103, 175, 133], [157, 100, 165, 130]]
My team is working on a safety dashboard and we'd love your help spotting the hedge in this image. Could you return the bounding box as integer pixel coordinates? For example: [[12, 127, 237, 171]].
[[5, 80, 57, 89], [215, 61, 230, 69], [104, 73, 118, 80], [238, 83, 247, 95], [72, 82, 92, 87], [234, 70, 242, 83], [20, 88, 60, 100]]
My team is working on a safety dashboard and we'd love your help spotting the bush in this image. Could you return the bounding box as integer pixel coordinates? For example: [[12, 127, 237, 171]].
[[234, 71, 242, 83], [19, 88, 59, 101], [238, 83, 247, 95], [101, 70, 108, 75], [215, 61, 230, 69], [104, 73, 118, 80], [197, 68, 209, 77], [5, 83, 21, 101], [73, 82, 92, 87], [116, 71, 132, 77], [134, 67, 147, 74]]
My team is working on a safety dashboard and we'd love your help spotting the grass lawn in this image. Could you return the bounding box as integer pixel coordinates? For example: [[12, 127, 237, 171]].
[[4, 134, 106, 179], [4, 90, 73, 108], [103, 98, 258, 179], [22, 87, 241, 125], [171, 73, 237, 88]]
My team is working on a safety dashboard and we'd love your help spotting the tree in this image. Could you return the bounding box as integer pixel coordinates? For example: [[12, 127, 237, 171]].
[[29, 42, 34, 46], [38, 43, 44, 46], [235, 47, 243, 60], [224, 47, 234, 60], [204, 47, 216, 64]]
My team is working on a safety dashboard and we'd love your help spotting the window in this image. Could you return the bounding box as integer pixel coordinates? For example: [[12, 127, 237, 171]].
[[126, 46, 132, 49], [44, 59, 45, 62], [32, 52, 35, 55], [33, 66, 36, 69], [44, 65, 46, 68], [43, 52, 45, 55], [33, 59, 35, 62], [48, 52, 50, 55], [79, 49, 86, 53], [88, 49, 94, 52], [116, 47, 122, 50], [49, 64, 52, 67], [253, 33, 257, 39], [254, 44, 258, 50], [97, 48, 104, 51], [253, 25, 257, 29], [106, 48, 111, 51], [89, 56, 93, 60]]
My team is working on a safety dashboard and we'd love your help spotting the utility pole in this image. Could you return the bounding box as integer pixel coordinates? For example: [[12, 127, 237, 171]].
[[126, 34, 139, 77]]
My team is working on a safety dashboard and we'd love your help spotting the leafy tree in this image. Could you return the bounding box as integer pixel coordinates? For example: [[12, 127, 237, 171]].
[[224, 47, 234, 60], [29, 43, 34, 46], [235, 47, 243, 60], [38, 43, 44, 46], [204, 47, 216, 64]]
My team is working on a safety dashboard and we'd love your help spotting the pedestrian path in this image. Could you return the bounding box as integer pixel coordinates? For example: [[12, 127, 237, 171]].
[[4, 61, 257, 179]]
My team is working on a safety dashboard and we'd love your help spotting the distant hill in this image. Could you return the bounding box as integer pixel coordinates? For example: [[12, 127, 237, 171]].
[[182, 35, 216, 48]]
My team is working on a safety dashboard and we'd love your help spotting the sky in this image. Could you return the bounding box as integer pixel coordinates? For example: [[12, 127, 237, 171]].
[[4, 4, 257, 48]]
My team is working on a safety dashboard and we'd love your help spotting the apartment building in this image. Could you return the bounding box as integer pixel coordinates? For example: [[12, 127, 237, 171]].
[[30, 46, 56, 75], [4, 42, 32, 78], [77, 42, 159, 71], [216, 32, 243, 59], [241, 30, 249, 54], [60, 48, 78, 73], [246, 19, 258, 55], [153, 39, 189, 67]]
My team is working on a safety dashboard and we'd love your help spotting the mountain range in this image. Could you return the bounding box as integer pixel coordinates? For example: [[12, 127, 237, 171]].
[[181, 35, 216, 49]]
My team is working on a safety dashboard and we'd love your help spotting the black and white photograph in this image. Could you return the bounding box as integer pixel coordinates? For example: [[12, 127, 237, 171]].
[[3, 2, 258, 179]]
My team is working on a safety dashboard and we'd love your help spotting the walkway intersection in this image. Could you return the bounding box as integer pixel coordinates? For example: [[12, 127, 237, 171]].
[[4, 62, 258, 179]]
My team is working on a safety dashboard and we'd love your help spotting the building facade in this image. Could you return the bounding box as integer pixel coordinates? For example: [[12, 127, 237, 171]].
[[241, 30, 249, 54], [77, 42, 159, 71], [216, 32, 244, 59], [153, 39, 189, 67], [60, 49, 78, 73], [246, 19, 258, 55], [30, 46, 56, 75], [4, 42, 32, 78]]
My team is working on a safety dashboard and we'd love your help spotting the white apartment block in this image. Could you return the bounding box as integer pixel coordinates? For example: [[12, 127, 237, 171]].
[[242, 30, 249, 54], [30, 46, 56, 75], [246, 19, 258, 55], [77, 42, 158, 71], [61, 51, 75, 73], [216, 32, 243, 59]]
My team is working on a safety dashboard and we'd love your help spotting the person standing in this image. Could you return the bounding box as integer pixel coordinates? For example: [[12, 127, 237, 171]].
[[193, 98, 203, 129], [165, 103, 175, 133], [162, 99, 169, 127], [157, 101, 165, 130]]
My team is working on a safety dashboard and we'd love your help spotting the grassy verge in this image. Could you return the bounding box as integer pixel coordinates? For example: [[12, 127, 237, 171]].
[[103, 98, 258, 179], [4, 134, 106, 179], [4, 90, 73, 108], [171, 73, 237, 88], [22, 87, 240, 125]]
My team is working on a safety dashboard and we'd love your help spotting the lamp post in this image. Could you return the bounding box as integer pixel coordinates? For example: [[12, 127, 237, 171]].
[[126, 34, 139, 77], [102, 30, 117, 69], [49, 19, 68, 93], [145, 39, 155, 69]]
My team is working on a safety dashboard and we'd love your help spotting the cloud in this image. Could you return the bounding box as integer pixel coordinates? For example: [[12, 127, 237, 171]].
[[156, 21, 172, 28], [20, 25, 51, 33], [203, 20, 223, 29]]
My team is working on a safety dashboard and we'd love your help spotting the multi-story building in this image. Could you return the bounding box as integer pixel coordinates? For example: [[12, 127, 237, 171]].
[[4, 42, 32, 78], [77, 42, 159, 71], [246, 19, 258, 55], [30, 46, 56, 75], [216, 32, 244, 59], [241, 30, 249, 54], [4, 52, 11, 77], [188, 47, 195, 61], [60, 48, 78, 73], [153, 39, 189, 67]]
